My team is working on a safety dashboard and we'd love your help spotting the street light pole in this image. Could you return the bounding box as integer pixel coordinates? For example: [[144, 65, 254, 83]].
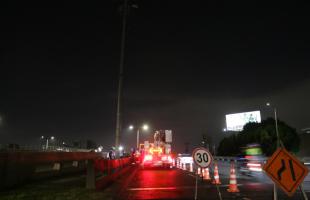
[[267, 103, 280, 148], [129, 124, 149, 151], [266, 103, 280, 200], [274, 108, 280, 148], [115, 0, 128, 149], [46, 139, 49, 150], [137, 129, 140, 150]]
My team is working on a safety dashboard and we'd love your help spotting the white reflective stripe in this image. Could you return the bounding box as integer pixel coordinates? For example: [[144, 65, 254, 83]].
[[230, 180, 236, 184], [214, 175, 219, 179], [231, 175, 236, 179]]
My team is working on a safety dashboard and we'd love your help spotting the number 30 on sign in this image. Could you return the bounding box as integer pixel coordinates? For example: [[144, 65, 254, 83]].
[[192, 147, 213, 168]]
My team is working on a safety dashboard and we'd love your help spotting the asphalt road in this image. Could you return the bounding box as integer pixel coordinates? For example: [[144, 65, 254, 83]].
[[115, 161, 310, 200]]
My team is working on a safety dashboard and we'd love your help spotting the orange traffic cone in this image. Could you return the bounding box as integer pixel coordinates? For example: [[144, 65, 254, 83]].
[[203, 167, 211, 180], [227, 161, 239, 192], [197, 167, 201, 175], [190, 163, 193, 172], [212, 162, 221, 185]]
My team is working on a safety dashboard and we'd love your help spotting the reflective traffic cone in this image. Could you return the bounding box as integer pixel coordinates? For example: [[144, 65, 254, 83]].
[[212, 162, 221, 185], [190, 163, 193, 172], [227, 161, 239, 192], [203, 167, 211, 181]]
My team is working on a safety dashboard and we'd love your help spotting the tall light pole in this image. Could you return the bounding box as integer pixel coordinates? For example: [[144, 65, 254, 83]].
[[266, 102, 280, 148], [41, 136, 55, 150], [266, 102, 280, 200], [115, 0, 129, 149], [129, 124, 149, 150]]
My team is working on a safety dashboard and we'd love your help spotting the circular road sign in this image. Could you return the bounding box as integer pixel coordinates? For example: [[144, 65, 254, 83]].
[[192, 147, 213, 168]]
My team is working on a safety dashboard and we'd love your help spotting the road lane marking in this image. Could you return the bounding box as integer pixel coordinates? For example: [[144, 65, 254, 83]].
[[128, 186, 188, 191], [127, 182, 273, 192]]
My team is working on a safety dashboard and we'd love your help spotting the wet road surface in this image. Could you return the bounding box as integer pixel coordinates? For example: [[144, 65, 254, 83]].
[[115, 162, 310, 200]]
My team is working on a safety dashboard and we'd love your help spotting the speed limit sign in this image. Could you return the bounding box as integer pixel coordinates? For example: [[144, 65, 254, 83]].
[[192, 147, 213, 168]]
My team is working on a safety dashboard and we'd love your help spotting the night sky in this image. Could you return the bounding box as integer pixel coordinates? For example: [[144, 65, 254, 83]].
[[1, 1, 310, 152]]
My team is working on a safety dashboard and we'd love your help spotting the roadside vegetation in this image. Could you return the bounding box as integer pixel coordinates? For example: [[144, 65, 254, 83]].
[[217, 118, 300, 156]]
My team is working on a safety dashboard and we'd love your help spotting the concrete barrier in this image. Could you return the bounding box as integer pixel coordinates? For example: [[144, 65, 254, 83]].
[[0, 152, 101, 189]]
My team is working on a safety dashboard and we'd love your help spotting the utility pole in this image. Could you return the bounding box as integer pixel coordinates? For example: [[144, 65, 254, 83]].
[[115, 0, 128, 149]]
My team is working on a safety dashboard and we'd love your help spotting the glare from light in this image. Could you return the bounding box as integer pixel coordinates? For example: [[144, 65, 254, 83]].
[[266, 102, 271, 106], [129, 125, 134, 130], [41, 136, 44, 139], [98, 146, 103, 152], [118, 146, 124, 151], [142, 124, 149, 131], [50, 136, 55, 140], [144, 154, 153, 161], [179, 156, 193, 164], [249, 167, 262, 172], [247, 163, 261, 167]]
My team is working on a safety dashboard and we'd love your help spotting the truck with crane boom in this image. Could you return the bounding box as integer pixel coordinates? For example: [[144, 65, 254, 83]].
[[141, 130, 174, 169]]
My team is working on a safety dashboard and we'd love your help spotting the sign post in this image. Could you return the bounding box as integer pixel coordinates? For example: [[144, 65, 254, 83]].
[[263, 147, 309, 197], [192, 147, 213, 200]]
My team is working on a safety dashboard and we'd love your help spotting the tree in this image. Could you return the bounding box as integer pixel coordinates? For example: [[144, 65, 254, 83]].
[[217, 118, 300, 156]]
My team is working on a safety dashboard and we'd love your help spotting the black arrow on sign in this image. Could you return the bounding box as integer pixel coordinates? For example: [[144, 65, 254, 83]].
[[289, 159, 296, 181], [277, 159, 286, 181]]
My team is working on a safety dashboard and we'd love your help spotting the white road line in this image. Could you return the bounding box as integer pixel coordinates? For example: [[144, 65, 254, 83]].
[[128, 186, 192, 191], [127, 182, 274, 192]]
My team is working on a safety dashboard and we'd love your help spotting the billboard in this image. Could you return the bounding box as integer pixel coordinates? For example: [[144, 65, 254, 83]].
[[226, 111, 261, 131]]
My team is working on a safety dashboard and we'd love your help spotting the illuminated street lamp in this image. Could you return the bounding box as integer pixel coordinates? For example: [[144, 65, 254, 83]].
[[41, 136, 55, 150], [129, 124, 149, 150], [142, 124, 149, 131]]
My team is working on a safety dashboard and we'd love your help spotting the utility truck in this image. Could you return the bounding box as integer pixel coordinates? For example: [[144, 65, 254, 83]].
[[141, 130, 174, 169]]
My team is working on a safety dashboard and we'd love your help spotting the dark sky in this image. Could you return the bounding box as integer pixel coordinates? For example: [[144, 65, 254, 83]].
[[1, 1, 310, 152]]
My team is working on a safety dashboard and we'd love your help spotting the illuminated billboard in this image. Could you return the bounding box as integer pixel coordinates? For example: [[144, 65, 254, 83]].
[[226, 111, 261, 131]]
